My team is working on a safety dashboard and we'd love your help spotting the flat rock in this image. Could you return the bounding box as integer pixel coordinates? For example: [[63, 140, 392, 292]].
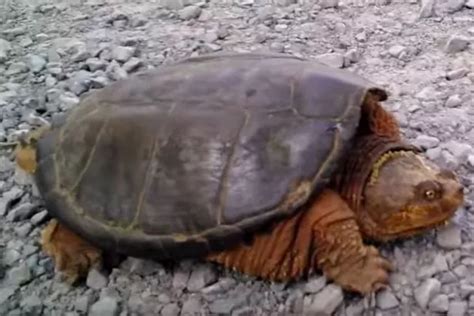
[[445, 36, 470, 53], [89, 297, 118, 316], [414, 135, 440, 149], [86, 269, 108, 290], [419, 0, 436, 18], [376, 289, 400, 310], [437, 223, 462, 249], [428, 294, 449, 312], [187, 264, 218, 292], [303, 284, 343, 315], [112, 46, 136, 63], [28, 55, 47, 73], [314, 53, 344, 68], [448, 300, 468, 316], [179, 6, 202, 20], [414, 278, 442, 309]]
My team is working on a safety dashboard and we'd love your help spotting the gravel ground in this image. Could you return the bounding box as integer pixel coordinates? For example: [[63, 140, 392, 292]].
[[0, 0, 473, 315]]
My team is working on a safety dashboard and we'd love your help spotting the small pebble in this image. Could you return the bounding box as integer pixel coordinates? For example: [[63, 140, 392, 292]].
[[376, 289, 400, 310], [445, 94, 462, 108], [89, 297, 118, 316], [428, 294, 449, 312], [437, 223, 462, 249], [303, 284, 343, 315], [448, 300, 468, 316]]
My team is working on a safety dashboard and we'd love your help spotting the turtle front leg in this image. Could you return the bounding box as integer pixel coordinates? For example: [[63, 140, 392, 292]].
[[206, 189, 392, 295], [41, 219, 103, 284], [311, 190, 393, 294]]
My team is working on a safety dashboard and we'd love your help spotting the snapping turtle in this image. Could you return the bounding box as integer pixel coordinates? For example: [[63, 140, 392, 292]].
[[16, 52, 464, 294]]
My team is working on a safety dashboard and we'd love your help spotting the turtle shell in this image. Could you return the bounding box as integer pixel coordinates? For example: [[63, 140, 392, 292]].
[[34, 52, 388, 260]]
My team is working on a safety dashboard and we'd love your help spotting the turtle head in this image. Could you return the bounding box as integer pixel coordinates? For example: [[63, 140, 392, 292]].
[[358, 150, 464, 241]]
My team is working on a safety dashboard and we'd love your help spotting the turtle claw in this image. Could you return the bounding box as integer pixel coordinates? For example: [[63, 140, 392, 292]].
[[41, 219, 102, 284], [334, 245, 392, 295]]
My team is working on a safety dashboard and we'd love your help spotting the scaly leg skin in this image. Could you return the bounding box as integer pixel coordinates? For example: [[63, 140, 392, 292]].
[[206, 189, 392, 295], [41, 219, 103, 284]]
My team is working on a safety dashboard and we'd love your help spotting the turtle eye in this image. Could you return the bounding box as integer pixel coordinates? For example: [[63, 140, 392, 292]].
[[424, 189, 436, 200]]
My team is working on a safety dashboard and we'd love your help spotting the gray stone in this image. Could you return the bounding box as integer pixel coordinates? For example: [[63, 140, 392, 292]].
[[304, 275, 327, 293], [7, 203, 37, 222], [21, 294, 43, 314], [74, 295, 91, 313], [86, 269, 108, 290], [446, 0, 467, 12], [303, 284, 343, 315], [444, 140, 473, 161], [3, 249, 21, 266], [0, 38, 12, 63], [414, 135, 440, 149], [445, 36, 470, 53], [447, 68, 469, 80], [31, 210, 50, 226], [187, 265, 217, 292], [112, 46, 136, 63], [161, 303, 180, 316], [208, 294, 248, 314], [201, 277, 236, 294], [106, 60, 128, 81], [120, 257, 164, 276], [0, 287, 17, 304], [6, 262, 32, 286], [6, 62, 29, 75], [14, 222, 33, 237], [466, 0, 474, 8], [179, 6, 202, 20], [429, 294, 449, 312], [388, 45, 406, 58], [448, 300, 468, 316], [86, 58, 106, 71], [68, 70, 93, 95], [446, 94, 463, 108], [419, 0, 435, 18], [453, 265, 468, 278], [314, 53, 344, 68], [122, 57, 142, 73], [320, 0, 338, 8], [0, 156, 14, 172], [376, 289, 400, 310], [181, 297, 202, 315], [414, 278, 442, 309], [71, 49, 91, 63], [437, 223, 462, 249], [89, 297, 118, 316], [172, 269, 190, 290], [28, 55, 47, 73]]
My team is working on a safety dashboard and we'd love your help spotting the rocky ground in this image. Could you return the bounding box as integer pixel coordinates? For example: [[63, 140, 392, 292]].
[[0, 0, 473, 315]]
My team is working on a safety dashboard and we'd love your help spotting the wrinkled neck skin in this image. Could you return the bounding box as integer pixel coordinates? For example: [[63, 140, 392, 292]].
[[331, 134, 420, 242]]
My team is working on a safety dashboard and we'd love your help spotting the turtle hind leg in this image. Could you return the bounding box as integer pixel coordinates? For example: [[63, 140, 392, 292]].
[[15, 125, 51, 174], [360, 92, 401, 140], [41, 219, 103, 284]]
